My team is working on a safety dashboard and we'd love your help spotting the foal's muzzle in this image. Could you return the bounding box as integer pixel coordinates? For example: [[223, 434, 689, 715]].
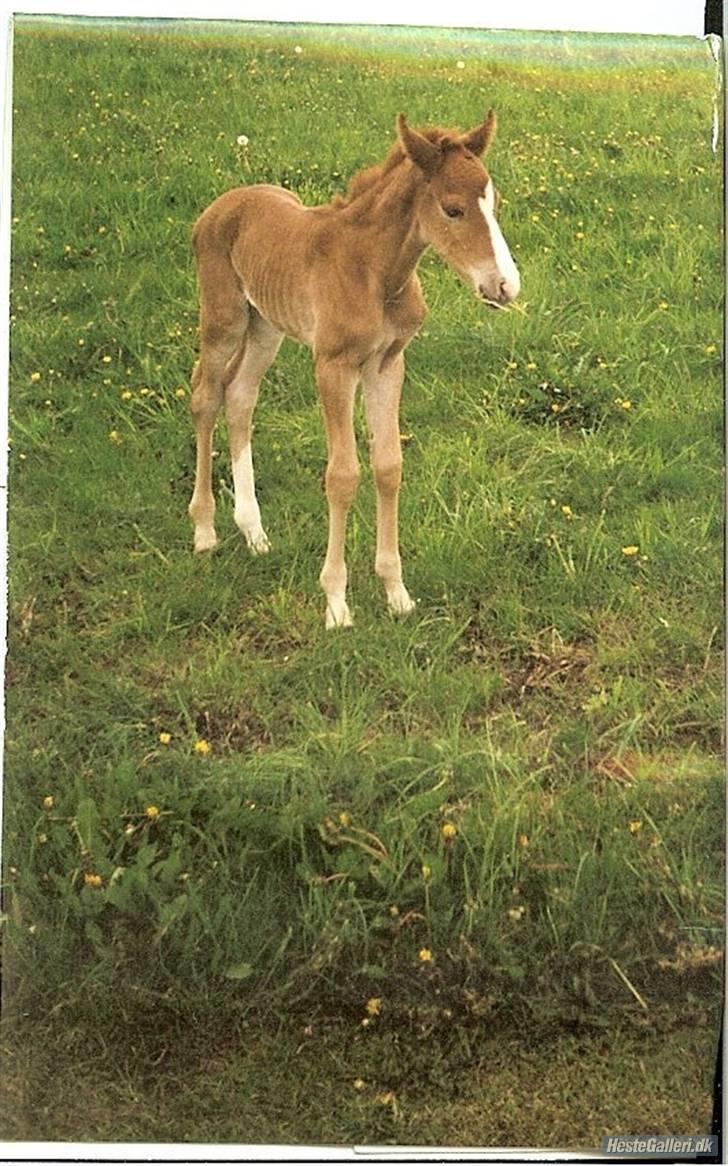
[[479, 274, 520, 307]]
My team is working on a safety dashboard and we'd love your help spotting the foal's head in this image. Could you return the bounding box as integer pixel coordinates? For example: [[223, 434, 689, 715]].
[[398, 112, 520, 307]]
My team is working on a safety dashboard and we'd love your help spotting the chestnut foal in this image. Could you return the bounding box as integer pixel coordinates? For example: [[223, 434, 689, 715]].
[[188, 112, 520, 627]]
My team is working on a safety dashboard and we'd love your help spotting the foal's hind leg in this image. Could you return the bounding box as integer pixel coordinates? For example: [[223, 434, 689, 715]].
[[188, 298, 248, 552], [224, 314, 283, 554]]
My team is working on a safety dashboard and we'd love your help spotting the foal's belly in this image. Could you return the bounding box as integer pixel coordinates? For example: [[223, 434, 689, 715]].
[[246, 285, 315, 347]]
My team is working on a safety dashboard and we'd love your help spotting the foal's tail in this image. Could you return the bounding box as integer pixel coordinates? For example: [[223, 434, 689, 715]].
[[191, 194, 251, 395]]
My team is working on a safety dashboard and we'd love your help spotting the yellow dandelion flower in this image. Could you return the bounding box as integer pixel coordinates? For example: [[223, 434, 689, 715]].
[[376, 1091, 396, 1106], [145, 805, 160, 819], [658, 301, 669, 311], [101, 355, 112, 364], [42, 795, 54, 810], [120, 390, 133, 401], [365, 996, 382, 1017], [518, 833, 529, 848], [194, 738, 211, 755], [506, 361, 518, 370], [175, 387, 187, 399], [704, 344, 717, 355], [561, 505, 573, 519], [418, 947, 433, 963], [338, 811, 352, 827], [421, 863, 432, 880], [508, 905, 526, 921], [84, 872, 103, 888], [551, 403, 561, 413], [37, 832, 48, 845], [629, 819, 643, 834], [622, 545, 640, 557], [526, 361, 537, 370], [575, 231, 585, 239], [30, 371, 41, 383], [159, 731, 172, 745], [442, 822, 457, 840], [108, 430, 122, 445], [399, 432, 414, 445], [388, 904, 399, 917], [353, 1078, 366, 1090]]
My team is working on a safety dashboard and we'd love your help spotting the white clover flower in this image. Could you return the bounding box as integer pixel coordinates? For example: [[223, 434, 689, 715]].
[[236, 134, 249, 147]]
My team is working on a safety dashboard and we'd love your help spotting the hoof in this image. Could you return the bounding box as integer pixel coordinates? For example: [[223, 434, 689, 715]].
[[325, 599, 353, 629], [193, 529, 218, 553], [243, 527, 272, 556], [386, 584, 416, 617]]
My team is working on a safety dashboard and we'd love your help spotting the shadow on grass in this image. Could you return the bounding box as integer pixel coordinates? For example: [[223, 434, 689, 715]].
[[0, 1006, 719, 1148]]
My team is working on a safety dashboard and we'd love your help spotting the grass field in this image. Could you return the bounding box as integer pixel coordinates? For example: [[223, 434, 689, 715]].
[[2, 17, 724, 1147]]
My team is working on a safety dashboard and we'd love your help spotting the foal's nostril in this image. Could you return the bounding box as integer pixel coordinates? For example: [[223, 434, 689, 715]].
[[478, 278, 517, 307]]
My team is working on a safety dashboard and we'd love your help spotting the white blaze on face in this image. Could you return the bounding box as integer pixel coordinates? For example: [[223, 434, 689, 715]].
[[478, 180, 520, 302]]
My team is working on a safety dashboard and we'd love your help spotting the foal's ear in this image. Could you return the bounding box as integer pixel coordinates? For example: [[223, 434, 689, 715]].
[[461, 109, 497, 156], [397, 113, 440, 176]]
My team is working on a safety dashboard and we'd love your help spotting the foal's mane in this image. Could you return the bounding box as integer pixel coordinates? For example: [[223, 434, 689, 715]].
[[332, 127, 464, 209]]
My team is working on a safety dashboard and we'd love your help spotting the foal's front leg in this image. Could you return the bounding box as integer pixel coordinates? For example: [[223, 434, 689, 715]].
[[362, 348, 416, 617], [315, 356, 361, 628]]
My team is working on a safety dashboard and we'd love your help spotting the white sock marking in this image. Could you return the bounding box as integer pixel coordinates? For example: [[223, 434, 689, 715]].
[[232, 443, 270, 553]]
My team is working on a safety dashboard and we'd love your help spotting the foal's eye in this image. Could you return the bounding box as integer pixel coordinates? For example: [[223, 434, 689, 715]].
[[444, 205, 464, 219]]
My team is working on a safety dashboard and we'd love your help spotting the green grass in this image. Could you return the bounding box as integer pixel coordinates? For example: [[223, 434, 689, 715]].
[[0, 1013, 718, 1145], [3, 17, 723, 1145]]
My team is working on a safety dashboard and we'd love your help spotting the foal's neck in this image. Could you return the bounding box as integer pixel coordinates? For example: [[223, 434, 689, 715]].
[[341, 159, 427, 300]]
